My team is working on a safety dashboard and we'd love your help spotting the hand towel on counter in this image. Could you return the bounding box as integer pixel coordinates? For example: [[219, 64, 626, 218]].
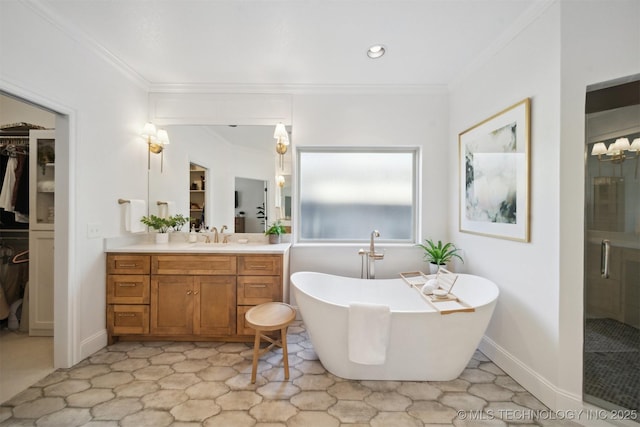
[[348, 302, 391, 365], [124, 199, 146, 233]]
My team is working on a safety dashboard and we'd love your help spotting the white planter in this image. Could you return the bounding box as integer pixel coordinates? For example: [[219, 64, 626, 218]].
[[268, 234, 281, 244], [429, 263, 445, 274], [155, 233, 169, 244]]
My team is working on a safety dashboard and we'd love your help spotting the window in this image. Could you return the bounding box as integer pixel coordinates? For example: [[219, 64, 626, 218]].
[[297, 147, 419, 243]]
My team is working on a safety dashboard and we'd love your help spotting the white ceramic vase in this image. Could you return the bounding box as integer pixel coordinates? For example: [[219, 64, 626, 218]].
[[429, 263, 445, 274], [268, 234, 281, 244], [155, 233, 169, 244]]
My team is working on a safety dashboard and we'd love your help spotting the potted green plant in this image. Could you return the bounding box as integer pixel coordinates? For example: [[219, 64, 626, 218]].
[[140, 215, 171, 243], [417, 238, 463, 273], [265, 220, 286, 244], [168, 214, 190, 232]]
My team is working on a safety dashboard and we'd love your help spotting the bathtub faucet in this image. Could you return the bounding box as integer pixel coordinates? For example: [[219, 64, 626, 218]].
[[359, 230, 384, 279]]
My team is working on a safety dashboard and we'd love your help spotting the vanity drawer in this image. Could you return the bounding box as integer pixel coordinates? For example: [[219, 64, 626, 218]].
[[107, 255, 150, 275], [237, 255, 281, 276], [152, 255, 237, 275], [236, 305, 254, 336], [108, 305, 149, 335], [237, 276, 281, 305], [107, 275, 150, 304]]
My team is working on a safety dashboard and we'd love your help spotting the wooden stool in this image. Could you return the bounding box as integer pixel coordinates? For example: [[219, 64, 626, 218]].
[[245, 302, 296, 384]]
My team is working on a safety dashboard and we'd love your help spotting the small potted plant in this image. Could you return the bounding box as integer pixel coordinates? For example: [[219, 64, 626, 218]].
[[168, 214, 190, 232], [417, 238, 463, 274], [140, 215, 171, 243], [265, 220, 286, 244]]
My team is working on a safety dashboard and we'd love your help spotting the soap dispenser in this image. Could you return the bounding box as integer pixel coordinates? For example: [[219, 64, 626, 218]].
[[189, 226, 198, 243]]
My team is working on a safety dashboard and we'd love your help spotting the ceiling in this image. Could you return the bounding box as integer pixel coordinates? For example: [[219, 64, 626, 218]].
[[34, 0, 542, 89]]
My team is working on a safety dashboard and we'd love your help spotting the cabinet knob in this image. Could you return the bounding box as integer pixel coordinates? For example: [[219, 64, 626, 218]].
[[193, 290, 199, 295], [186, 290, 192, 295]]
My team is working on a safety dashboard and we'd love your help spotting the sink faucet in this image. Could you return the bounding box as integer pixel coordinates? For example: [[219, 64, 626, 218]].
[[359, 230, 384, 279], [220, 225, 229, 243], [211, 227, 219, 243]]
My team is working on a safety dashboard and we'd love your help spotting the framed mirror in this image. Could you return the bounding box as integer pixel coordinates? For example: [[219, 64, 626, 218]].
[[147, 125, 292, 233]]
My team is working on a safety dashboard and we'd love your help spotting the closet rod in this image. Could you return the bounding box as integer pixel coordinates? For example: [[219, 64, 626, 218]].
[[0, 137, 29, 143]]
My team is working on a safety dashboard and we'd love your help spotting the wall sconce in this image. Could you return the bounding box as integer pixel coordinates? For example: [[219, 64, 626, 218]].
[[277, 175, 285, 188], [591, 137, 640, 177], [274, 123, 289, 169], [141, 122, 170, 172]]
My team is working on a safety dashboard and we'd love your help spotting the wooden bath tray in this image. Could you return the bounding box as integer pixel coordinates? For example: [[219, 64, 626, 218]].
[[400, 270, 475, 315]]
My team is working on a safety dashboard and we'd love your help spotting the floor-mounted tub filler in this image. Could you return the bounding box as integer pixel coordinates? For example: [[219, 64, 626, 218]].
[[290, 271, 499, 381]]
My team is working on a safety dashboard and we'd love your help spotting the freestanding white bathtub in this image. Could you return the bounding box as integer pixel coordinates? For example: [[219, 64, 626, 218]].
[[291, 271, 499, 381]]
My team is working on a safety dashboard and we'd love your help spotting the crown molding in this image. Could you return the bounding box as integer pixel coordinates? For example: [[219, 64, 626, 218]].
[[149, 82, 449, 96], [25, 0, 150, 91], [448, 0, 557, 91]]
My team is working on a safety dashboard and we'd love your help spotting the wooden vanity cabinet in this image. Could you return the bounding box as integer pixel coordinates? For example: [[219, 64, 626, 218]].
[[107, 252, 284, 343]]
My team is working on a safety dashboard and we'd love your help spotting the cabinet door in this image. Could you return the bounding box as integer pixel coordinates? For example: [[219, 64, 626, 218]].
[[151, 276, 194, 335], [29, 129, 55, 231], [195, 276, 236, 336], [28, 231, 54, 336]]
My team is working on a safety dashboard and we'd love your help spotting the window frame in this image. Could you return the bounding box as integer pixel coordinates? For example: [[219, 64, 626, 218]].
[[295, 146, 421, 245]]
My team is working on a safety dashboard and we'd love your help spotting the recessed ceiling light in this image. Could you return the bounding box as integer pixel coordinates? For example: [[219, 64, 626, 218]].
[[367, 45, 386, 59]]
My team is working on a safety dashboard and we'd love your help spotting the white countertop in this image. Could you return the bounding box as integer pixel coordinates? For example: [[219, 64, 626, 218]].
[[104, 233, 291, 254], [106, 242, 291, 254]]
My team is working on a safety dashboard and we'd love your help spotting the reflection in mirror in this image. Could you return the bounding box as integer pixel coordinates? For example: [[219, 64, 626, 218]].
[[235, 177, 267, 233], [189, 162, 207, 229], [148, 125, 292, 233], [277, 174, 292, 220]]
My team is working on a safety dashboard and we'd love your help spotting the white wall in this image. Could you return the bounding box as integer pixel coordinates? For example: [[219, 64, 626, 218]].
[[290, 92, 450, 286], [1, 1, 149, 365], [449, 3, 562, 405], [449, 0, 640, 412]]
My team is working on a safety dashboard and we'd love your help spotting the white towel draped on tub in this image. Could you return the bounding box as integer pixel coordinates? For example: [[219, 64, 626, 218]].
[[125, 199, 146, 233], [348, 302, 391, 365]]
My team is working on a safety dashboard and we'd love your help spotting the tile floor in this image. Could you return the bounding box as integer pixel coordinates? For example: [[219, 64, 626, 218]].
[[0, 321, 581, 426], [0, 331, 54, 404]]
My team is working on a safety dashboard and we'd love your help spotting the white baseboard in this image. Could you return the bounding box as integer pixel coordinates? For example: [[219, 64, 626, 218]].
[[478, 336, 638, 426], [478, 335, 582, 412], [79, 328, 108, 361]]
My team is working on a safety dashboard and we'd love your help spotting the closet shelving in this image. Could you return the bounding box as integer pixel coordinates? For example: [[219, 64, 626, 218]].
[[189, 163, 206, 229], [0, 123, 54, 336]]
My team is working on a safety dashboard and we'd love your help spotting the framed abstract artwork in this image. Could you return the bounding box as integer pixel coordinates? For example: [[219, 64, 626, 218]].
[[459, 98, 531, 242]]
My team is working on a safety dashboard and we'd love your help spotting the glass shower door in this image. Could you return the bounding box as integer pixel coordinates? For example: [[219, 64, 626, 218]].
[[583, 76, 640, 412]]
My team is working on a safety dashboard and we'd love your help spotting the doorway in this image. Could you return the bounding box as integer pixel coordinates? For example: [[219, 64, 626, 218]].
[[0, 93, 56, 403], [583, 75, 640, 412], [235, 177, 267, 233]]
